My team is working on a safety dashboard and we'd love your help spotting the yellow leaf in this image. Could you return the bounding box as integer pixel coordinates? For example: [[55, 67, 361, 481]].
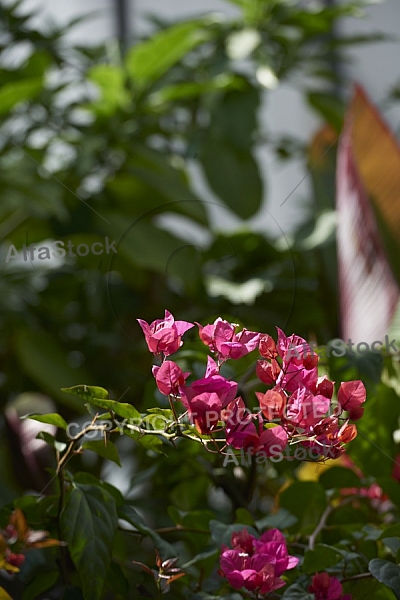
[[0, 587, 13, 600]]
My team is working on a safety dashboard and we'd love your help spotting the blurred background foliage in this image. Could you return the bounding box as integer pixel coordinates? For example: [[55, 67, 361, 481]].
[[0, 0, 400, 598]]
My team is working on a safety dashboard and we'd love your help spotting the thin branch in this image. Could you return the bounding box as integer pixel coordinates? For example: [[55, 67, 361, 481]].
[[308, 504, 334, 550], [340, 573, 372, 583]]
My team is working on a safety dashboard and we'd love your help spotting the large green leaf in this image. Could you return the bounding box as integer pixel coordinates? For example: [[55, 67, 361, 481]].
[[126, 20, 211, 87], [200, 138, 262, 219], [26, 413, 68, 430], [81, 440, 122, 467], [279, 481, 326, 532], [14, 330, 93, 410], [147, 75, 241, 107], [100, 211, 202, 281], [282, 583, 314, 599], [88, 64, 130, 115], [319, 466, 361, 490], [0, 77, 43, 115], [199, 87, 263, 219], [307, 91, 344, 132], [61, 385, 109, 402], [369, 559, 400, 599], [118, 504, 176, 558], [344, 578, 397, 599], [63, 384, 141, 421], [61, 483, 118, 600], [22, 570, 59, 600], [303, 543, 342, 574]]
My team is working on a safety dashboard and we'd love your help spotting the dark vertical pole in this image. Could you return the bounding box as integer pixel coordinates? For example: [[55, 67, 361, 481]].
[[324, 0, 342, 97], [115, 0, 129, 55]]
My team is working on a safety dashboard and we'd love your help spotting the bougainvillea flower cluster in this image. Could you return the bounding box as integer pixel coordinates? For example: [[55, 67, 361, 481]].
[[255, 329, 366, 459], [138, 311, 366, 461], [219, 528, 299, 595]]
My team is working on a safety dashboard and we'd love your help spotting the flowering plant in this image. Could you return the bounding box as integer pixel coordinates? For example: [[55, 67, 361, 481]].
[[1, 311, 399, 600]]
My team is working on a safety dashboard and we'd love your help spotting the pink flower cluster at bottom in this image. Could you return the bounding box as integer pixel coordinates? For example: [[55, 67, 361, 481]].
[[309, 572, 352, 600], [220, 528, 298, 595]]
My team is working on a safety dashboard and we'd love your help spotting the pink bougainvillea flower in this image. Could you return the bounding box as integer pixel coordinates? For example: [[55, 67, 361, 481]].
[[197, 318, 260, 361], [222, 397, 255, 448], [253, 528, 299, 575], [137, 310, 194, 356], [152, 361, 190, 396], [271, 328, 319, 393], [337, 380, 366, 412], [220, 528, 298, 596], [308, 572, 352, 600], [285, 387, 330, 430], [259, 334, 278, 359], [255, 387, 286, 421], [277, 358, 319, 394], [316, 375, 334, 399], [185, 391, 222, 434], [256, 358, 281, 385], [181, 357, 238, 408], [223, 398, 287, 456], [276, 328, 317, 364], [179, 358, 238, 434]]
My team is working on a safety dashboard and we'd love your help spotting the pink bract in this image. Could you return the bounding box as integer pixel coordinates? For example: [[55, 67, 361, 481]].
[[220, 528, 298, 596], [152, 361, 189, 396], [137, 310, 194, 356], [198, 318, 260, 361]]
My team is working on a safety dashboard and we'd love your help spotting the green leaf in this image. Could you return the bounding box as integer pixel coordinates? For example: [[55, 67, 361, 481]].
[[126, 20, 211, 87], [308, 91, 345, 132], [319, 466, 361, 490], [369, 559, 400, 599], [147, 74, 241, 107], [279, 482, 326, 532], [347, 384, 400, 478], [255, 508, 298, 531], [22, 570, 59, 600], [81, 440, 122, 467], [61, 385, 109, 402], [209, 521, 258, 547], [14, 330, 93, 411], [282, 583, 314, 599], [109, 144, 208, 226], [181, 548, 218, 569], [25, 413, 68, 430], [383, 538, 400, 556], [61, 483, 118, 600], [100, 211, 204, 281], [235, 508, 254, 526], [88, 64, 130, 115], [123, 428, 164, 452], [86, 397, 141, 421], [0, 77, 43, 115], [118, 504, 176, 558], [380, 525, 400, 540], [303, 544, 342, 574], [200, 138, 262, 219], [36, 431, 67, 453], [344, 578, 397, 599]]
